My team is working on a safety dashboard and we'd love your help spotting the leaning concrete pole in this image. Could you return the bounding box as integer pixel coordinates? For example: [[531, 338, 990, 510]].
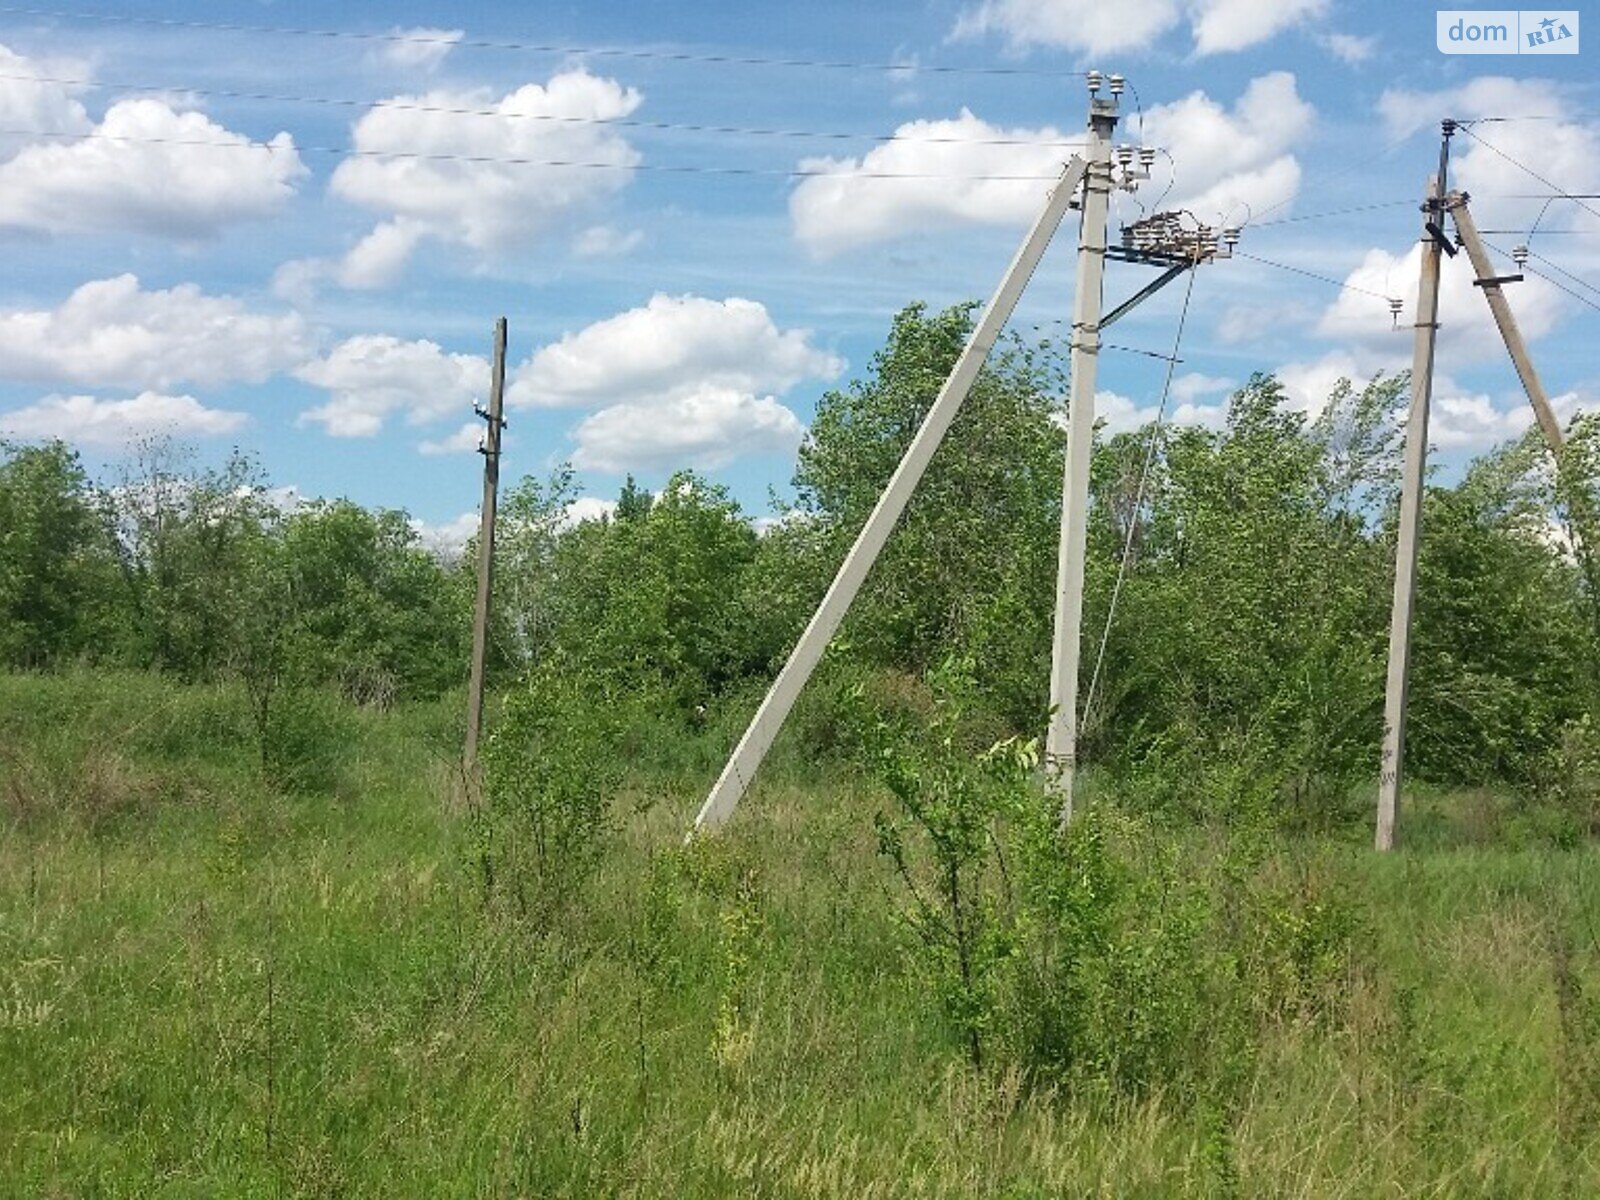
[[1448, 195, 1565, 454], [1377, 128, 1453, 851], [1045, 80, 1119, 824], [689, 155, 1090, 836]]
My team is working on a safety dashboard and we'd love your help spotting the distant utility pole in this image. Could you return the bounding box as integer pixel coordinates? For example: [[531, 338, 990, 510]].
[[1377, 122, 1452, 852], [1045, 73, 1119, 825], [464, 317, 508, 772]]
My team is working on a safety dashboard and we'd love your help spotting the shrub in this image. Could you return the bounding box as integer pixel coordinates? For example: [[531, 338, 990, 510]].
[[261, 687, 355, 796], [478, 655, 626, 926], [863, 659, 1365, 1108]]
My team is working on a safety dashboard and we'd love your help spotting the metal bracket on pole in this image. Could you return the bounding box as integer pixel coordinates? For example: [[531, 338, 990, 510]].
[[686, 155, 1090, 838], [1099, 261, 1191, 332]]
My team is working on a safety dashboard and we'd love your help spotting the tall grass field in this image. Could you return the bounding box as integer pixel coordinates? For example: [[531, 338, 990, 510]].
[[5, 670, 1600, 1197]]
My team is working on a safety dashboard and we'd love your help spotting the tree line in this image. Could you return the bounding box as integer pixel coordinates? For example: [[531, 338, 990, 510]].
[[5, 301, 1598, 808]]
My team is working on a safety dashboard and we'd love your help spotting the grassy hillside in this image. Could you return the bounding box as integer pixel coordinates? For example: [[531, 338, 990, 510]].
[[4, 671, 1600, 1197]]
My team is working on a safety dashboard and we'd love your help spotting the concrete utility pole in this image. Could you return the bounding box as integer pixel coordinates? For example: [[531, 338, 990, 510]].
[[464, 317, 508, 771], [688, 155, 1090, 836], [1448, 196, 1565, 454], [1377, 123, 1453, 852], [1044, 77, 1119, 824]]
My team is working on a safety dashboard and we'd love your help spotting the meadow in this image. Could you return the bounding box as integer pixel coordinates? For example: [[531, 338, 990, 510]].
[[6, 670, 1600, 1198]]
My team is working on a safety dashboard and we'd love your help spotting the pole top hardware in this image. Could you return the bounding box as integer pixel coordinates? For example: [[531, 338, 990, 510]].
[[1424, 221, 1457, 257], [1119, 210, 1235, 264]]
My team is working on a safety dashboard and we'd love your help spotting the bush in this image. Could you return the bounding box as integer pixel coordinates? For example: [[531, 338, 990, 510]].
[[261, 688, 355, 796], [863, 660, 1365, 1107], [478, 656, 626, 926]]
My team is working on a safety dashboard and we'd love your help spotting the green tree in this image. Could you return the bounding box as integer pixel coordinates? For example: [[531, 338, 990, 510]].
[[278, 500, 468, 702], [0, 440, 124, 667], [793, 302, 1066, 725], [112, 441, 274, 677]]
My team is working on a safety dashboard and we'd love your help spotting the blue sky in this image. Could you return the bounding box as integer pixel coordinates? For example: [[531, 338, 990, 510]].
[[0, 1, 1594, 547]]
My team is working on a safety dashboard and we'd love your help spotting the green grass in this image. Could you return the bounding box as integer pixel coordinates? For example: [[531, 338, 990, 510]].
[[4, 671, 1600, 1196]]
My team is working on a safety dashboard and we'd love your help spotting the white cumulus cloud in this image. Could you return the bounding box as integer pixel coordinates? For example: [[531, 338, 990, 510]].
[[417, 420, 485, 456], [565, 496, 619, 525], [508, 294, 839, 473], [1190, 0, 1327, 56], [571, 387, 806, 473], [0, 275, 311, 390], [1378, 77, 1600, 234], [0, 391, 247, 447], [953, 0, 1182, 56], [0, 91, 304, 238], [1317, 242, 1566, 368], [295, 336, 491, 437], [951, 0, 1325, 56], [789, 110, 1078, 256], [510, 293, 841, 409], [1322, 32, 1377, 64], [1093, 388, 1228, 435], [0, 43, 91, 157], [1143, 72, 1314, 226], [411, 511, 480, 558], [378, 27, 464, 72], [326, 70, 642, 282]]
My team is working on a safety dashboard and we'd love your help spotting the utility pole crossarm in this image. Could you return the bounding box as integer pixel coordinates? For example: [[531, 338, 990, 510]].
[[688, 155, 1089, 837], [1447, 195, 1566, 454]]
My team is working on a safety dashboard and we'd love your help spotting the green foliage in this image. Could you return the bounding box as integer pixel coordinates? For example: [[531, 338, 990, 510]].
[[0, 440, 123, 667], [478, 655, 626, 925], [867, 658, 1034, 1066], [531, 471, 764, 708], [863, 660, 1363, 1107], [1088, 375, 1404, 821], [6, 670, 1600, 1196], [277, 499, 468, 704], [259, 687, 356, 796], [795, 303, 1065, 727]]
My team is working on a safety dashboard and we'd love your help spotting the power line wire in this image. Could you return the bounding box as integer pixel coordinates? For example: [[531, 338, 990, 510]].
[[1245, 125, 1422, 227], [1482, 236, 1600, 315], [1083, 261, 1199, 729], [0, 125, 1078, 179], [1483, 241, 1600, 316], [0, 69, 1092, 150], [1248, 199, 1418, 229], [1525, 247, 1600, 302], [1234, 249, 1397, 304], [1457, 123, 1600, 225], [0, 6, 1085, 78]]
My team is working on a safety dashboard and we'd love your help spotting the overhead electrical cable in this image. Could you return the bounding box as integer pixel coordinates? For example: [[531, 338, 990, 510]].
[[0, 69, 1092, 149], [1457, 123, 1600, 225], [0, 124, 1079, 178], [0, 6, 1085, 78], [1234, 249, 1397, 305], [1082, 261, 1200, 730]]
